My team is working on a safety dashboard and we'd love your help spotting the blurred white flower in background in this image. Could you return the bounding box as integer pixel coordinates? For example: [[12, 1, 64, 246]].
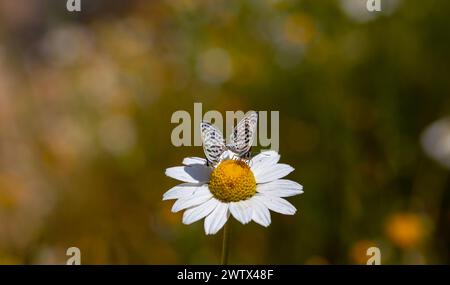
[[339, 0, 403, 23], [421, 117, 450, 169]]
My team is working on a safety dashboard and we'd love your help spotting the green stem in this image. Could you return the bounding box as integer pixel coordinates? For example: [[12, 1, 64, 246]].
[[221, 222, 230, 265]]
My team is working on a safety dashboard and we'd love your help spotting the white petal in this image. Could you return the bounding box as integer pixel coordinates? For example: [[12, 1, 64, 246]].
[[229, 200, 252, 224], [165, 165, 211, 183], [254, 164, 294, 184], [249, 198, 271, 227], [204, 202, 229, 235], [171, 187, 212, 213], [182, 198, 220, 225], [254, 194, 297, 215], [250, 151, 280, 176], [163, 183, 202, 200], [256, 179, 303, 197], [183, 157, 207, 166]]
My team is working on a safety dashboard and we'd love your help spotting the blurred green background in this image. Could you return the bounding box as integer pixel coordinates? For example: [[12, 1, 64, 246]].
[[0, 0, 449, 264]]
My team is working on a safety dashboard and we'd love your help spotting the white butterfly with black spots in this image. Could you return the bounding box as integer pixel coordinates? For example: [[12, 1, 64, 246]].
[[200, 111, 258, 166]]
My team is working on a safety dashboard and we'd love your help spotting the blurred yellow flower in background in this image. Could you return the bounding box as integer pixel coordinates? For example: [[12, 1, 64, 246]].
[[385, 213, 427, 250]]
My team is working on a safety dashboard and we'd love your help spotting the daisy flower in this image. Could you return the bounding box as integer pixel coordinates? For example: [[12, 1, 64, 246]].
[[163, 150, 303, 235]]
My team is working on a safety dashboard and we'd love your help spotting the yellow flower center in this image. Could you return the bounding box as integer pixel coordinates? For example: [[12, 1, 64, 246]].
[[209, 160, 257, 203]]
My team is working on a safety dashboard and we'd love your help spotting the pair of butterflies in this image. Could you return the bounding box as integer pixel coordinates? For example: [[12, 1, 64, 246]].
[[201, 111, 258, 167]]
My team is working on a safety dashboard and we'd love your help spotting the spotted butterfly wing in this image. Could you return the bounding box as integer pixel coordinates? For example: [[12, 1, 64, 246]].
[[227, 111, 258, 157], [200, 122, 226, 166]]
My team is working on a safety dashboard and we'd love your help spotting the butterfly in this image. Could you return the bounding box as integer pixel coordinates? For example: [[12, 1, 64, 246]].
[[200, 111, 258, 167]]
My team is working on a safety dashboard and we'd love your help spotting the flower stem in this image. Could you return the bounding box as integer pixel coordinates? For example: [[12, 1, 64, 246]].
[[221, 221, 230, 265]]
